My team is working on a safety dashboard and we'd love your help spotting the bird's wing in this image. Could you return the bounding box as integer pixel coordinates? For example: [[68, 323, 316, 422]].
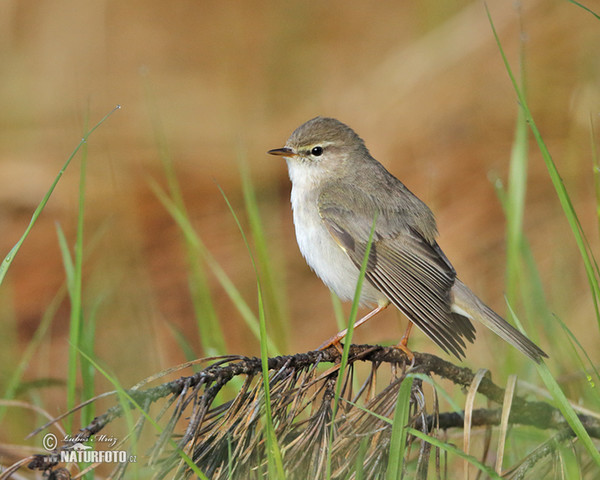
[[318, 186, 476, 358]]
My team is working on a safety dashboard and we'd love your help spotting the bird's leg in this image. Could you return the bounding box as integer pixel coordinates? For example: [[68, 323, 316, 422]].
[[317, 303, 389, 351], [395, 321, 415, 362], [399, 321, 413, 346]]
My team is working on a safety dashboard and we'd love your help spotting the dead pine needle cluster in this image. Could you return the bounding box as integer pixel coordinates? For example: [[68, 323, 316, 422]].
[[18, 345, 600, 479]]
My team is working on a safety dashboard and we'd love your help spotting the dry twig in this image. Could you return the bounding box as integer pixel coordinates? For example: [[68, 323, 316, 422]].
[[18, 345, 600, 479]]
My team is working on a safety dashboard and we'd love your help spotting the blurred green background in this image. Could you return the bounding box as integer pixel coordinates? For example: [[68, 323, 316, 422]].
[[0, 0, 599, 456]]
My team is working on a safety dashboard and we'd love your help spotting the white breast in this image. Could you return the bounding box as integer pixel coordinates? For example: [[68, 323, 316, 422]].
[[287, 160, 383, 305]]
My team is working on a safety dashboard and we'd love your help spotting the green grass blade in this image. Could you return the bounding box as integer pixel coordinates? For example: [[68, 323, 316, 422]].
[[56, 222, 81, 433], [186, 247, 228, 357], [386, 375, 414, 480], [505, 81, 528, 306], [406, 428, 503, 480], [409, 373, 463, 413], [507, 303, 600, 465], [56, 224, 75, 292], [486, 5, 600, 333], [334, 212, 378, 396], [354, 437, 369, 480], [149, 180, 279, 354], [2, 217, 112, 423], [239, 155, 289, 352], [517, 236, 558, 341], [61, 112, 90, 435], [567, 0, 600, 20], [80, 297, 102, 427], [0, 105, 120, 287], [216, 184, 286, 478], [535, 361, 600, 465], [0, 105, 119, 438], [77, 349, 209, 479], [345, 373, 463, 429], [503, 83, 535, 371], [487, 17, 600, 460], [149, 181, 268, 352], [0, 286, 67, 421], [258, 286, 286, 479], [553, 314, 600, 397], [167, 322, 200, 364], [326, 212, 378, 479], [345, 395, 501, 479], [143, 90, 225, 357], [495, 178, 558, 350]]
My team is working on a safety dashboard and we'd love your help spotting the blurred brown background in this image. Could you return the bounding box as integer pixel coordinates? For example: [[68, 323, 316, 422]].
[[0, 0, 599, 393]]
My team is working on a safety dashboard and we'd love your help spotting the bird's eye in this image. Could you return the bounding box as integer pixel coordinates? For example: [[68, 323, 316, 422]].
[[311, 146, 323, 156]]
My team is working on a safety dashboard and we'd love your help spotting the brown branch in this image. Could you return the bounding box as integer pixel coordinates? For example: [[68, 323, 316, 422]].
[[42, 345, 600, 441]]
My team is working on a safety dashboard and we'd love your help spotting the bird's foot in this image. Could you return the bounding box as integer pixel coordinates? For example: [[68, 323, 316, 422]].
[[394, 341, 415, 366]]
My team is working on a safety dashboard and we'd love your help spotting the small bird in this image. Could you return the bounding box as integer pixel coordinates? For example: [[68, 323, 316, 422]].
[[269, 117, 547, 362]]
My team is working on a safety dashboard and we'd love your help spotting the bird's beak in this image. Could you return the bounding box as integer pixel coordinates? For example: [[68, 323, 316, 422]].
[[268, 147, 296, 157]]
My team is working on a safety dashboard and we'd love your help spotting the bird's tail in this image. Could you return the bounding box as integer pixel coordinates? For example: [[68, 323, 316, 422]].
[[451, 279, 548, 363]]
